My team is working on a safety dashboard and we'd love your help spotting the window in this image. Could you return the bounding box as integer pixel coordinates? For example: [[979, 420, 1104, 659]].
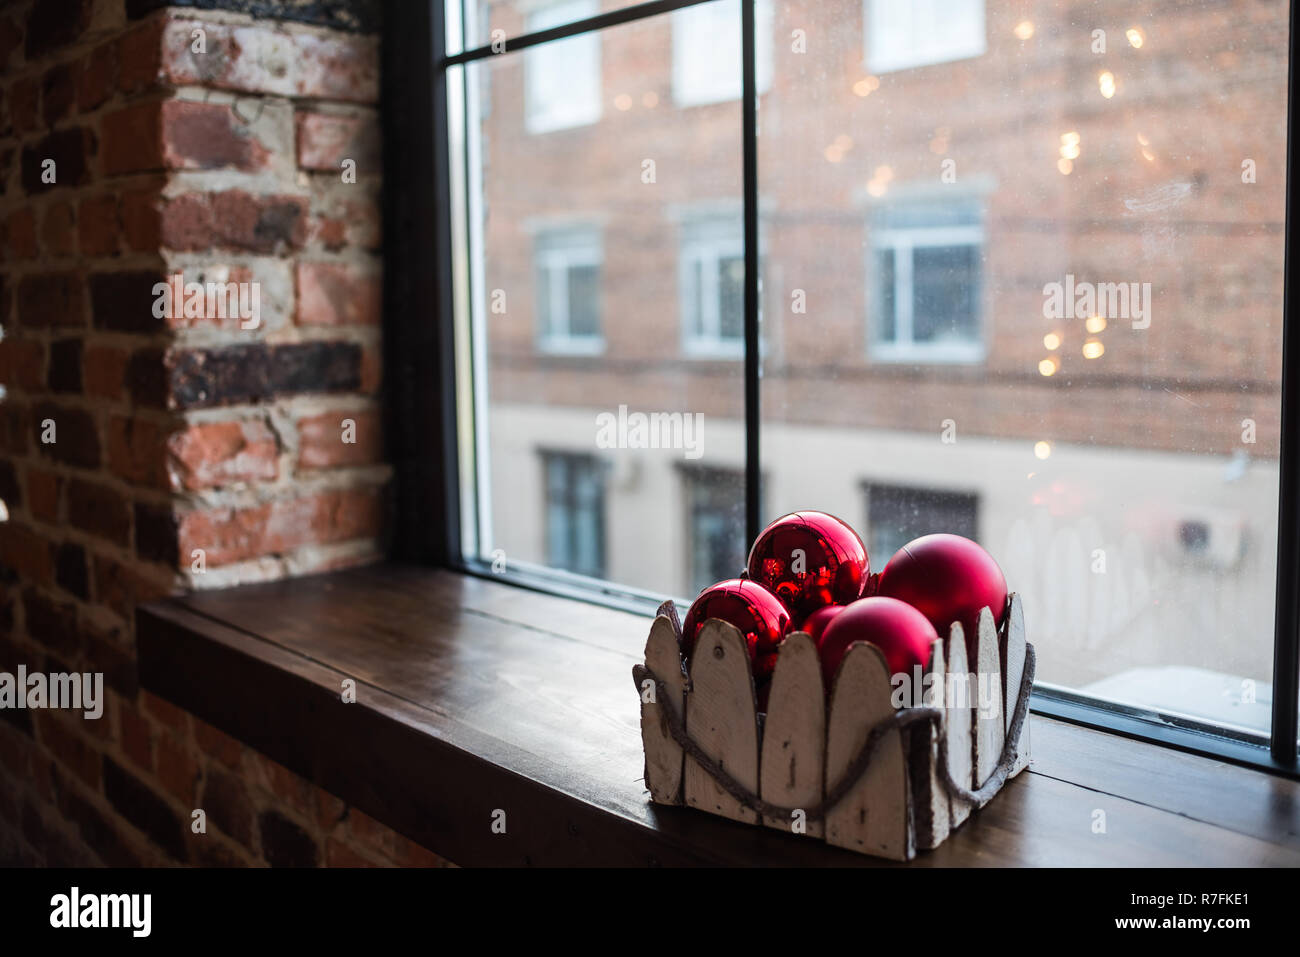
[[543, 452, 606, 579], [680, 216, 745, 356], [535, 228, 603, 352], [683, 467, 749, 596], [525, 0, 601, 133], [438, 0, 1299, 770], [672, 0, 773, 107], [865, 0, 986, 74], [871, 198, 984, 362], [864, 483, 978, 562]]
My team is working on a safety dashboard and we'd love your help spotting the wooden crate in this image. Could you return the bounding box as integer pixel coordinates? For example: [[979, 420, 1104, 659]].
[[634, 594, 1034, 860]]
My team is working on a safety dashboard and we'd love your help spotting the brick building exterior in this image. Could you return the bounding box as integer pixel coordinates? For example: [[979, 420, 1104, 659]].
[[0, 0, 450, 866]]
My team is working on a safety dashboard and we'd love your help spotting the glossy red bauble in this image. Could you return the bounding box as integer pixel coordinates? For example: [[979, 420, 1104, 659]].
[[746, 511, 869, 618], [816, 596, 939, 687], [797, 604, 845, 645], [681, 578, 792, 681], [875, 533, 1008, 643]]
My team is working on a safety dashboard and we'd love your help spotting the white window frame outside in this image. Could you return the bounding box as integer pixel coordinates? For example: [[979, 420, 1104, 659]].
[[864, 0, 986, 74], [671, 0, 774, 107], [525, 0, 603, 134], [870, 222, 985, 364], [536, 228, 604, 354], [679, 219, 745, 358]]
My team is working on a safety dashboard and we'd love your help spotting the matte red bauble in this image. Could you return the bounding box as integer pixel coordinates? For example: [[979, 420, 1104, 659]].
[[746, 511, 868, 617], [797, 604, 845, 644], [681, 578, 792, 680], [816, 596, 939, 687], [875, 533, 1008, 643]]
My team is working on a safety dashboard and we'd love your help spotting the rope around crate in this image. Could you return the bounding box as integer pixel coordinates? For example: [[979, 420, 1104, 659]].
[[632, 644, 1036, 822]]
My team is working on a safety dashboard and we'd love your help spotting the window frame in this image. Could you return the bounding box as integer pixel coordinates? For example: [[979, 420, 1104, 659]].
[[534, 226, 605, 354], [869, 221, 986, 364], [410, 0, 1300, 776]]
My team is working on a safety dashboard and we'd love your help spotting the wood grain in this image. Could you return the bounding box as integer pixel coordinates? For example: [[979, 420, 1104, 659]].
[[825, 643, 910, 860], [946, 622, 974, 830], [136, 562, 1300, 867], [641, 615, 686, 805], [683, 620, 759, 825], [973, 606, 1005, 801], [912, 637, 950, 850], [758, 632, 825, 838], [1004, 593, 1031, 776]]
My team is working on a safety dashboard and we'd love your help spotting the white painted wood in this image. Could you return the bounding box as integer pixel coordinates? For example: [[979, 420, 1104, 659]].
[[825, 642, 911, 860], [973, 606, 1005, 805], [759, 632, 825, 838], [1004, 592, 1031, 776], [684, 619, 760, 824], [914, 636, 951, 850], [640, 615, 686, 805], [946, 622, 974, 829]]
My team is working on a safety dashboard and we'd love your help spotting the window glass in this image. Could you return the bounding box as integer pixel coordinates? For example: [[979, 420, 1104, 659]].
[[864, 483, 979, 560], [535, 228, 603, 349], [672, 0, 773, 106], [866, 0, 986, 74], [525, 0, 602, 132], [683, 467, 749, 595]]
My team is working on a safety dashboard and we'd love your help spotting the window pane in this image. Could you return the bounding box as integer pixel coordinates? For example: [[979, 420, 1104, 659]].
[[672, 0, 774, 107], [465, 11, 745, 598], [760, 0, 1288, 734], [717, 254, 745, 340], [523, 0, 602, 133], [912, 244, 979, 344]]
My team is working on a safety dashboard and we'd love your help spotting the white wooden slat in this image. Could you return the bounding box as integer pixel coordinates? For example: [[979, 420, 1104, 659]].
[[825, 642, 911, 860], [640, 615, 687, 804], [973, 606, 1005, 805], [946, 622, 974, 829], [913, 636, 951, 850], [759, 632, 825, 838], [684, 620, 760, 824], [1004, 592, 1031, 776]]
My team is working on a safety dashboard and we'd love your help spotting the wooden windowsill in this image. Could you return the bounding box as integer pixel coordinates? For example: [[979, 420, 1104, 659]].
[[137, 563, 1300, 866]]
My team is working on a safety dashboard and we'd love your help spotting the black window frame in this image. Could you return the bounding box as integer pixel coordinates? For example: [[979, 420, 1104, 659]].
[[385, 0, 1300, 775]]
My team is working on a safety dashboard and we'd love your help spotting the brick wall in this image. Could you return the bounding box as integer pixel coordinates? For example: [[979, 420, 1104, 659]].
[[0, 0, 450, 867]]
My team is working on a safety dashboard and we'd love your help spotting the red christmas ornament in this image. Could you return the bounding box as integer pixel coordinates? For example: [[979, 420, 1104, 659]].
[[681, 578, 791, 681], [797, 604, 845, 644], [875, 533, 1008, 644], [816, 596, 939, 687], [746, 511, 869, 617]]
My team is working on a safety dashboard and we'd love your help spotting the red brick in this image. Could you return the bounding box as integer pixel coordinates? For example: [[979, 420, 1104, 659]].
[[315, 791, 346, 832], [36, 713, 101, 790], [347, 808, 396, 858], [77, 42, 118, 113], [42, 63, 76, 127], [161, 99, 271, 171], [140, 691, 189, 733], [117, 185, 162, 251], [177, 487, 382, 567], [66, 478, 130, 546], [10, 77, 38, 134], [260, 758, 313, 815], [0, 337, 46, 392], [117, 699, 153, 773], [193, 719, 241, 770], [83, 344, 129, 399], [7, 208, 37, 259], [40, 202, 76, 257], [395, 835, 446, 868], [296, 261, 380, 326], [107, 415, 166, 487], [93, 554, 168, 622], [165, 419, 278, 491], [25, 468, 61, 523], [210, 191, 306, 253], [117, 18, 163, 95], [16, 271, 84, 328], [326, 839, 382, 867], [161, 20, 379, 104], [78, 194, 119, 256], [296, 111, 380, 172], [0, 523, 54, 584], [0, 403, 30, 456], [359, 343, 381, 395], [157, 191, 209, 250], [0, 16, 20, 74], [100, 101, 162, 176], [155, 732, 198, 806], [297, 408, 381, 469]]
